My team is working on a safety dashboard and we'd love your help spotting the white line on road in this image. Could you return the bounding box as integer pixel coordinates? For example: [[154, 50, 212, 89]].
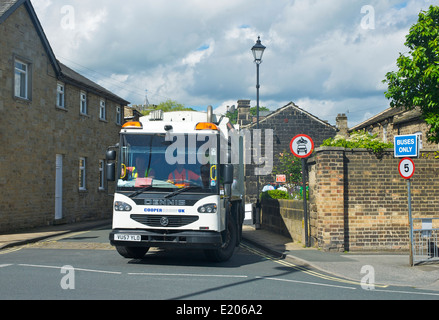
[[0, 264, 13, 268], [256, 276, 357, 290], [17, 264, 122, 275], [372, 288, 439, 297], [128, 272, 248, 278]]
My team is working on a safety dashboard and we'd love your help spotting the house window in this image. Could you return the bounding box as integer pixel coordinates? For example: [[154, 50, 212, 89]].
[[99, 160, 105, 190], [57, 83, 65, 108], [116, 106, 122, 125], [99, 99, 106, 120], [80, 91, 87, 115], [79, 157, 86, 190], [14, 60, 29, 99]]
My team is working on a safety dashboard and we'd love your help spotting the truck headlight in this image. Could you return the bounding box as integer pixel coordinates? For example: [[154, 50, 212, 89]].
[[114, 201, 132, 211], [197, 203, 217, 213]]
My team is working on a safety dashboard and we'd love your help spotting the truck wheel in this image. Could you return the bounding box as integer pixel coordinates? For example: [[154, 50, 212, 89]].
[[204, 215, 237, 262], [116, 246, 149, 259]]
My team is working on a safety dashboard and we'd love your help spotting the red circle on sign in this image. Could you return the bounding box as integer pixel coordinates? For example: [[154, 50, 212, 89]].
[[290, 134, 314, 158], [398, 158, 415, 180]]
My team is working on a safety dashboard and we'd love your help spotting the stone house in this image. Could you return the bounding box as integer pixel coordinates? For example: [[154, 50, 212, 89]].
[[0, 0, 130, 232], [236, 100, 338, 203], [349, 106, 438, 150]]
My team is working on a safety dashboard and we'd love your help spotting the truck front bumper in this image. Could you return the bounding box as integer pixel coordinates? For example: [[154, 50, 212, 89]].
[[109, 229, 223, 249]]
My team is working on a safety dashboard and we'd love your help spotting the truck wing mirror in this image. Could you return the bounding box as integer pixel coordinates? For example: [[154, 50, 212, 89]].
[[107, 163, 116, 181], [222, 164, 234, 185], [106, 150, 116, 161]]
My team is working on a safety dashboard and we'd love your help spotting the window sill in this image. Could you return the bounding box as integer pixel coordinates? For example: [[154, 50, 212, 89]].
[[56, 105, 68, 112]]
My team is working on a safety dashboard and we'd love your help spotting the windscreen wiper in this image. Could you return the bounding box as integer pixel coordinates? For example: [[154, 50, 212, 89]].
[[128, 186, 153, 198], [164, 185, 201, 199]]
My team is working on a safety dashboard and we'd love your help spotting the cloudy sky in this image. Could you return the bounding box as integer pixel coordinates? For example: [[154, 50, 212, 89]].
[[31, 0, 434, 127]]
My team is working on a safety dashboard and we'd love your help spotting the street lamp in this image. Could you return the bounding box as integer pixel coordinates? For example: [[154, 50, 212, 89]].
[[251, 36, 266, 130], [251, 36, 266, 229]]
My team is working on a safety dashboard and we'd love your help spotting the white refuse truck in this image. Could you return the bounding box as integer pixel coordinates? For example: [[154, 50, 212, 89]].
[[106, 106, 245, 261]]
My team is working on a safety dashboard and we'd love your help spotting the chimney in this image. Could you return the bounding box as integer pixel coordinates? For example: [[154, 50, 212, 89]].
[[237, 99, 251, 126], [336, 113, 349, 138]]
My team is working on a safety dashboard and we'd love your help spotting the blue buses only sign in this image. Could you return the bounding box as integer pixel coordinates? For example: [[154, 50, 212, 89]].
[[394, 134, 418, 158]]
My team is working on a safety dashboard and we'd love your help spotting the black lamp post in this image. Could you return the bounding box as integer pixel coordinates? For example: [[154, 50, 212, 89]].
[[251, 36, 266, 131], [251, 36, 266, 229]]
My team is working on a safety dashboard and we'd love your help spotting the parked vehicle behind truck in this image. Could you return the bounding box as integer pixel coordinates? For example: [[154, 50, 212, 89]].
[[106, 106, 245, 262]]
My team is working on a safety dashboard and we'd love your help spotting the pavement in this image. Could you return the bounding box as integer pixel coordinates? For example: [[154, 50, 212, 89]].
[[1, 219, 439, 291]]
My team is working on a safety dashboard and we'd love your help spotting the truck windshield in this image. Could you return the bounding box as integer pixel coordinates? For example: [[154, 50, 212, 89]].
[[117, 133, 219, 195]]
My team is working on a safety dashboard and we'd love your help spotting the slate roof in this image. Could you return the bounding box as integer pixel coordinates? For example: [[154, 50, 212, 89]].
[[243, 101, 337, 130], [349, 106, 422, 132]]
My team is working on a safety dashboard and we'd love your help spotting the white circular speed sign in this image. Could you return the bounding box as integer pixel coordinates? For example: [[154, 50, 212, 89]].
[[398, 158, 415, 180]]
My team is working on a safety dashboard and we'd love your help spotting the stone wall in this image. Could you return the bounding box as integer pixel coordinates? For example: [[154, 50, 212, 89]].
[[308, 147, 439, 252], [259, 147, 439, 252], [260, 198, 305, 243]]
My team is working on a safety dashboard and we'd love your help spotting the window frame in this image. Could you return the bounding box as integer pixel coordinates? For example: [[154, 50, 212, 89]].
[[79, 157, 87, 191], [80, 91, 88, 115], [56, 82, 65, 109], [99, 99, 106, 120], [116, 105, 122, 125], [99, 159, 105, 190], [14, 59, 31, 100]]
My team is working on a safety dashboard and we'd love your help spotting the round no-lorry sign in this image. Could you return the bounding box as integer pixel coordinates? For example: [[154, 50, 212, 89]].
[[398, 158, 415, 180], [290, 134, 314, 158]]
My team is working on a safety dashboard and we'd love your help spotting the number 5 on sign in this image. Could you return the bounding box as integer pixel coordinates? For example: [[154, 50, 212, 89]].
[[398, 158, 415, 180]]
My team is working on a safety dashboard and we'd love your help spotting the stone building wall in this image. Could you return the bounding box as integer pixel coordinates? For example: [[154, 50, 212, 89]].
[[0, 5, 124, 232], [241, 101, 337, 203]]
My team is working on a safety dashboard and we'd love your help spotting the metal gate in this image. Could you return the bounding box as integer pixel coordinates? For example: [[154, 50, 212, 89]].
[[412, 218, 439, 265]]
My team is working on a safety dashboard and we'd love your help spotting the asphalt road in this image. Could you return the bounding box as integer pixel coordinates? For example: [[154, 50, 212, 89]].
[[0, 224, 438, 305]]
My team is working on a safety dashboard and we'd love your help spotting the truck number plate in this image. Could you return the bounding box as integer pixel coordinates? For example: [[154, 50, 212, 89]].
[[114, 234, 141, 242]]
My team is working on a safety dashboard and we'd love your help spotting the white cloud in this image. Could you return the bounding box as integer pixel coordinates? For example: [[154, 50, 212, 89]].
[[30, 0, 433, 126]]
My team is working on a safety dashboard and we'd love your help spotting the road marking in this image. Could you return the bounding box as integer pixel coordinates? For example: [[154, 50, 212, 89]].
[[0, 264, 13, 268], [128, 272, 248, 278], [372, 288, 439, 297], [0, 246, 24, 255], [256, 276, 357, 290], [18, 264, 121, 275], [240, 243, 389, 288]]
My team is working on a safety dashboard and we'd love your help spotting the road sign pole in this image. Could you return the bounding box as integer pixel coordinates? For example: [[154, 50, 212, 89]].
[[290, 134, 314, 248], [408, 179, 414, 267], [398, 158, 415, 266], [302, 158, 309, 247]]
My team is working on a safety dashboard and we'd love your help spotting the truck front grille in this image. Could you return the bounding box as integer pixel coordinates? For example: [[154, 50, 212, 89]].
[[130, 214, 199, 228]]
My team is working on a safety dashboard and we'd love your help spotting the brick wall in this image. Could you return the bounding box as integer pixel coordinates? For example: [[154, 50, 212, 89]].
[[308, 147, 439, 252]]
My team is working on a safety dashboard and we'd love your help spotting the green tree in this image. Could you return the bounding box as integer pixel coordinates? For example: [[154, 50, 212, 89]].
[[321, 131, 393, 154], [383, 5, 439, 142], [141, 99, 194, 116], [272, 150, 302, 184]]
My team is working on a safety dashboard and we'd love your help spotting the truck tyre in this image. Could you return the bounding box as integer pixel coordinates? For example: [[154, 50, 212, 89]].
[[204, 215, 237, 262], [116, 246, 149, 259]]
